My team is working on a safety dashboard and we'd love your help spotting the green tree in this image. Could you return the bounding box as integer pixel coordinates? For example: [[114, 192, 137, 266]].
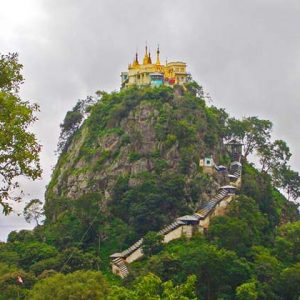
[[0, 262, 36, 300], [57, 101, 83, 153], [250, 246, 282, 299], [279, 263, 300, 300], [258, 139, 291, 173], [161, 275, 197, 300], [208, 216, 251, 255], [0, 242, 20, 266], [29, 247, 101, 275], [112, 172, 190, 236], [0, 53, 23, 93], [7, 230, 34, 243], [226, 116, 272, 159], [151, 237, 251, 300], [109, 273, 197, 300], [208, 196, 268, 255], [275, 221, 300, 263], [236, 281, 258, 300], [16, 242, 58, 270], [0, 52, 41, 214], [185, 246, 250, 299], [274, 165, 300, 201], [57, 96, 95, 153], [142, 232, 164, 257], [23, 199, 44, 226], [184, 80, 204, 97], [57, 247, 101, 274], [29, 270, 109, 300], [0, 241, 58, 271], [241, 163, 281, 228], [42, 212, 84, 249]]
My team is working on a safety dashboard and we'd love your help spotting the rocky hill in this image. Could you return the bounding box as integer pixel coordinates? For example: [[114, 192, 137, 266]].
[[44, 84, 229, 240], [2, 82, 300, 300]]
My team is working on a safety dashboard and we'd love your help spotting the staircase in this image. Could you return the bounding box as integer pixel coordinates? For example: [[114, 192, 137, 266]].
[[158, 220, 185, 235], [196, 188, 228, 217], [111, 257, 129, 278], [232, 152, 241, 162], [110, 142, 243, 278]]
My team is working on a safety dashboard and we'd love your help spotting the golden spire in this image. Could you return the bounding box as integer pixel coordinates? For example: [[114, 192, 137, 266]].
[[143, 45, 149, 65], [132, 52, 139, 68], [156, 45, 160, 65], [148, 50, 152, 64]]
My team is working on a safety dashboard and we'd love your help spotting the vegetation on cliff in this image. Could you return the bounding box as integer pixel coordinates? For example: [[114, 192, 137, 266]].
[[43, 83, 230, 255], [1, 82, 299, 299], [128, 165, 300, 299]]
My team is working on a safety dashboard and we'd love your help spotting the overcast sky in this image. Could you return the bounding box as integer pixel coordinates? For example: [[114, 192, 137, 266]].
[[1, 0, 300, 241]]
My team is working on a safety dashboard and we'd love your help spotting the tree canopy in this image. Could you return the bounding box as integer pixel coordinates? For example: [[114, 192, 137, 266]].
[[226, 116, 272, 159], [29, 270, 110, 300], [23, 199, 44, 226], [0, 53, 41, 214]]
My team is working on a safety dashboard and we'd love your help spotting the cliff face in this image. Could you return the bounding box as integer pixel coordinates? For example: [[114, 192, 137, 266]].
[[45, 86, 228, 234]]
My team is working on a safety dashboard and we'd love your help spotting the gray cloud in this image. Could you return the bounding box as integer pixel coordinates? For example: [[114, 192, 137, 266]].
[[1, 0, 300, 240]]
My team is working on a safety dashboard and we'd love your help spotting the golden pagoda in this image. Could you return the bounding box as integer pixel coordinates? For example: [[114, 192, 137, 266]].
[[121, 46, 190, 89]]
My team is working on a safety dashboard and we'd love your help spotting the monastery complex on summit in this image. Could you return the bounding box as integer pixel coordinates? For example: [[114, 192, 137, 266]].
[[121, 46, 191, 89]]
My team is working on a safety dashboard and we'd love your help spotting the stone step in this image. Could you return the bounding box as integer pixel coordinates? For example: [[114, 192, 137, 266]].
[[111, 159, 243, 278]]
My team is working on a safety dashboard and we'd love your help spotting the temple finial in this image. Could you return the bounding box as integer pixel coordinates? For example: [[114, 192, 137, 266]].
[[156, 44, 160, 65], [132, 49, 139, 68], [143, 42, 149, 64]]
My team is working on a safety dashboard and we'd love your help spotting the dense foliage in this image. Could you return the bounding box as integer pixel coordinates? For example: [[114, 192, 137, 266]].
[[43, 83, 227, 264], [29, 271, 110, 300], [0, 53, 41, 214]]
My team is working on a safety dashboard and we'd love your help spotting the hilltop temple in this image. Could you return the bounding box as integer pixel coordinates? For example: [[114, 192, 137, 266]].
[[120, 46, 191, 89]]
